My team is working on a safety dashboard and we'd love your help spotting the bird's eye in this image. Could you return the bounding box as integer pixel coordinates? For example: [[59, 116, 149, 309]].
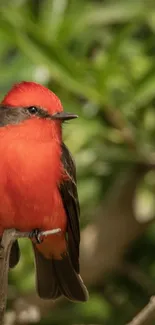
[[27, 106, 38, 114]]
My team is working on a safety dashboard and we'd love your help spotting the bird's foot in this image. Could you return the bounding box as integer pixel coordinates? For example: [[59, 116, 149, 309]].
[[29, 229, 43, 244], [29, 228, 62, 244]]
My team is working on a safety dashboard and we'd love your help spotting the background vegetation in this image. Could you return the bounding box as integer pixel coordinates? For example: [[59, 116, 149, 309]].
[[1, 0, 155, 324]]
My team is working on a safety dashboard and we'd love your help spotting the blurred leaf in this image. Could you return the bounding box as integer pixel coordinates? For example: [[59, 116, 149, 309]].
[[134, 172, 155, 222], [39, 0, 68, 41]]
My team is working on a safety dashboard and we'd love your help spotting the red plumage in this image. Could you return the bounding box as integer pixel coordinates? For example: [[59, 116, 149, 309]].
[[0, 82, 88, 301], [0, 82, 66, 257], [2, 81, 63, 113]]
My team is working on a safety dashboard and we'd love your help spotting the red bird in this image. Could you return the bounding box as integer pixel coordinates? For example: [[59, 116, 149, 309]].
[[0, 81, 88, 302]]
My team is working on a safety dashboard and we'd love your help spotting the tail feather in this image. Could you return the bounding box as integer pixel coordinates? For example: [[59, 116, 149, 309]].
[[53, 253, 89, 302], [33, 244, 88, 302], [32, 244, 61, 299]]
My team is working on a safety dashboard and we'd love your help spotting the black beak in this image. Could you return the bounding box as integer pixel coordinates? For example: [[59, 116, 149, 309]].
[[51, 112, 78, 121]]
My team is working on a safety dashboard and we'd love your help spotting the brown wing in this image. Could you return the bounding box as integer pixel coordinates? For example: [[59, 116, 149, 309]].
[[34, 143, 88, 301], [59, 143, 80, 273]]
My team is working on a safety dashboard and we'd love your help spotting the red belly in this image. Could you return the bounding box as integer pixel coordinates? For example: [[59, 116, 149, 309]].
[[0, 139, 67, 236], [0, 183, 67, 235]]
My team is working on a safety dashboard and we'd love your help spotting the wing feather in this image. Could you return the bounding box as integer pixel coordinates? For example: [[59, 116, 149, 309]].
[[59, 143, 80, 273]]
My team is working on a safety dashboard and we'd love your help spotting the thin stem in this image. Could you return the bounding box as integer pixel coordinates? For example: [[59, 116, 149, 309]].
[[127, 296, 155, 325]]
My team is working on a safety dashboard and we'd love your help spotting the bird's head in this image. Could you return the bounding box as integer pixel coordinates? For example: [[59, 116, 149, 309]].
[[0, 81, 77, 141]]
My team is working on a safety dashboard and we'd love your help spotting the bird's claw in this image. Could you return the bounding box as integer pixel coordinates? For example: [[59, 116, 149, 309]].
[[29, 229, 43, 244], [29, 227, 62, 244]]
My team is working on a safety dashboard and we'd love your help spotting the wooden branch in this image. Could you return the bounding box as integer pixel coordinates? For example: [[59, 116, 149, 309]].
[[0, 229, 28, 324], [0, 228, 61, 325], [127, 296, 155, 325]]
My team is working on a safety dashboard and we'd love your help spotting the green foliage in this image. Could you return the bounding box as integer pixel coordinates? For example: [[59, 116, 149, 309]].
[[1, 0, 155, 324]]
